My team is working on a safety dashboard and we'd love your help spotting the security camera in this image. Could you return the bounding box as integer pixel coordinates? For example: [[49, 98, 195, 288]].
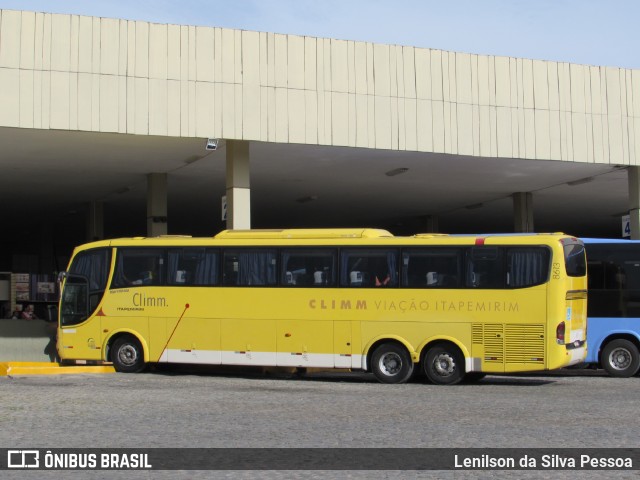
[[206, 138, 218, 150]]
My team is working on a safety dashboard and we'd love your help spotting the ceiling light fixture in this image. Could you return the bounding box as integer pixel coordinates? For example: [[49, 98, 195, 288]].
[[385, 168, 409, 177]]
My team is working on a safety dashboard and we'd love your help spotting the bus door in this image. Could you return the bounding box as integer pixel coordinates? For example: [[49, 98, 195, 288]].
[[58, 273, 105, 361], [58, 247, 111, 361]]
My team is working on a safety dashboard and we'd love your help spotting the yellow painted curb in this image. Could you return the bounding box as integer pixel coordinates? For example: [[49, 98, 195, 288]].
[[0, 362, 115, 376]]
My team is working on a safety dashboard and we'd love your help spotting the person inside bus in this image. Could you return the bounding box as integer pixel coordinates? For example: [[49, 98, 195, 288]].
[[125, 268, 157, 286], [375, 272, 391, 286], [372, 258, 391, 286], [138, 270, 155, 285]]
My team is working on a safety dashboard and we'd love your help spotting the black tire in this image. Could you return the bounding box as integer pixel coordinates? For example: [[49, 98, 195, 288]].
[[463, 372, 486, 383], [601, 339, 640, 377], [111, 336, 146, 373], [423, 343, 465, 385], [370, 343, 414, 384]]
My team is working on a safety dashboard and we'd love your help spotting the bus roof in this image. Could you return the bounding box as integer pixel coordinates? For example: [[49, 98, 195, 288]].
[[213, 228, 394, 239], [72, 229, 578, 252], [581, 238, 640, 244]]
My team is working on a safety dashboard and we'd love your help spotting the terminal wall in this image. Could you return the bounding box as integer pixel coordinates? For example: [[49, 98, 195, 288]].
[[0, 9, 638, 164], [0, 319, 58, 362]]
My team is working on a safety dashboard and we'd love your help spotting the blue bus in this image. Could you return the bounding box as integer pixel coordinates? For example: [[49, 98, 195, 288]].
[[584, 238, 640, 377]]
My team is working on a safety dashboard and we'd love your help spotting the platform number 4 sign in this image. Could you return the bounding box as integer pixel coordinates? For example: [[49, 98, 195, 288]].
[[623, 214, 631, 238]]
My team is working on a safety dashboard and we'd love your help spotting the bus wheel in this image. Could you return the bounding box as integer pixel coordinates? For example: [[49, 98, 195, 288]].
[[601, 339, 640, 377], [111, 336, 146, 373], [371, 343, 413, 384], [423, 343, 465, 385]]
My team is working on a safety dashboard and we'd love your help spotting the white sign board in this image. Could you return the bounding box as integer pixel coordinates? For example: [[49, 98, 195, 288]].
[[623, 214, 631, 238]]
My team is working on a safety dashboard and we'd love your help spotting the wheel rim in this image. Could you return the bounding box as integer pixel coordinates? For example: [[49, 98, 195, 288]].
[[608, 347, 632, 371], [432, 353, 456, 377], [118, 344, 138, 367], [378, 352, 403, 376]]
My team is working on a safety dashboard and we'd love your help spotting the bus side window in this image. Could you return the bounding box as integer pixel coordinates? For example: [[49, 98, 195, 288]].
[[506, 248, 550, 288], [280, 249, 336, 287], [223, 258, 239, 286], [341, 249, 398, 287], [112, 249, 165, 288], [223, 250, 277, 286], [586, 245, 640, 317], [402, 249, 461, 288], [587, 261, 605, 290], [168, 248, 219, 286], [466, 247, 504, 288]]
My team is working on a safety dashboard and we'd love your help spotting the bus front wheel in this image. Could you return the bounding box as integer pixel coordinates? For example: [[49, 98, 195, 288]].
[[601, 339, 640, 377], [111, 336, 146, 373], [370, 343, 414, 384], [423, 343, 465, 385]]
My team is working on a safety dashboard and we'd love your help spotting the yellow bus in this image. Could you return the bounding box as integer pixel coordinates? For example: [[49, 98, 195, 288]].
[[57, 228, 587, 385]]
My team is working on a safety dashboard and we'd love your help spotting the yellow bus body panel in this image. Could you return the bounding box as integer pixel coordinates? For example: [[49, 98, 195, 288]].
[[58, 231, 587, 376]]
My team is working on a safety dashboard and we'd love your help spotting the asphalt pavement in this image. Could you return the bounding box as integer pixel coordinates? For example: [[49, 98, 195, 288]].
[[1, 366, 638, 479]]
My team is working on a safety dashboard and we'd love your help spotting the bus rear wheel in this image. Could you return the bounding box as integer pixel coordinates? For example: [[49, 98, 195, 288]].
[[111, 336, 146, 373], [601, 339, 640, 377], [423, 343, 465, 385], [371, 343, 413, 384]]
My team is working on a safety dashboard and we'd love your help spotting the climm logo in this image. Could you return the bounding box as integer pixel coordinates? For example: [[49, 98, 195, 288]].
[[133, 293, 167, 307], [308, 299, 367, 310]]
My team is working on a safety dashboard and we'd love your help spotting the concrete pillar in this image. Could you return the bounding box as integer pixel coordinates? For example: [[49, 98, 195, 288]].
[[226, 140, 251, 230], [628, 167, 640, 239], [147, 173, 168, 236], [86, 201, 104, 241], [513, 192, 534, 233]]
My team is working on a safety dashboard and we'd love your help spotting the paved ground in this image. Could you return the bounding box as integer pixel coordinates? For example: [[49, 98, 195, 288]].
[[1, 366, 638, 479]]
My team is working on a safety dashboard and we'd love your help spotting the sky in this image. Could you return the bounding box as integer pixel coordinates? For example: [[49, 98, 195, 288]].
[[0, 0, 638, 69]]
